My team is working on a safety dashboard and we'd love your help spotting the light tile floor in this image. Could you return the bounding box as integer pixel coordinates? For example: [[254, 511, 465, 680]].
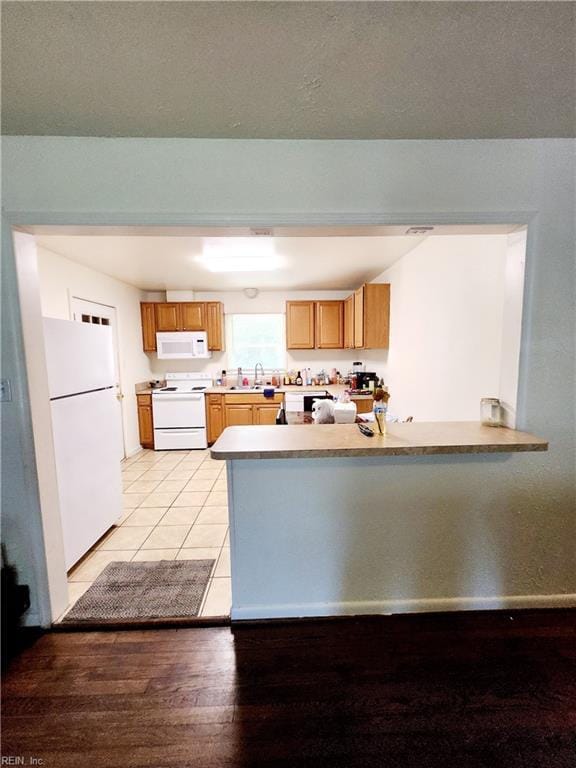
[[64, 448, 231, 620]]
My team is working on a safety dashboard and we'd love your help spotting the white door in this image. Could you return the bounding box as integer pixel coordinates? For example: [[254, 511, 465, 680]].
[[70, 297, 126, 460]]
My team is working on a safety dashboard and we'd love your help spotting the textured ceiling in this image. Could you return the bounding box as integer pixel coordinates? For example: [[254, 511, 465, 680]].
[[2, 1, 575, 139], [35, 235, 425, 291], [34, 227, 515, 291]]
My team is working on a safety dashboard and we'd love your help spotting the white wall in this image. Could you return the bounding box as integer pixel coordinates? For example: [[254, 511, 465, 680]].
[[230, 455, 576, 619], [499, 230, 527, 427], [36, 246, 154, 457], [374, 234, 508, 421], [148, 289, 387, 380], [2, 137, 574, 625]]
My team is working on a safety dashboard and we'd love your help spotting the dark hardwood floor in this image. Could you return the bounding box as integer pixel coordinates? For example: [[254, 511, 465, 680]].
[[2, 610, 575, 767]]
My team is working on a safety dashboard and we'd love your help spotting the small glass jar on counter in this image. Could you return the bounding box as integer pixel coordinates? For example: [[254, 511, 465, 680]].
[[480, 398, 501, 427]]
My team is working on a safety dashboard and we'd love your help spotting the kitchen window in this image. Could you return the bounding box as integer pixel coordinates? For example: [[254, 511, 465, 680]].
[[226, 314, 285, 371]]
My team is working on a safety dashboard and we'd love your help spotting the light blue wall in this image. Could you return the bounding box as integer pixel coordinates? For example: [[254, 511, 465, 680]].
[[1, 138, 574, 623]]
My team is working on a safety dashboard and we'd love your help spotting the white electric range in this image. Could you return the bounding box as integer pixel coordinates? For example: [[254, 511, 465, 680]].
[[152, 372, 212, 450]]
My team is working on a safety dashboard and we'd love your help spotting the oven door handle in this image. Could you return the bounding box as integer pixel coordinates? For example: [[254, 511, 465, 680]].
[[152, 394, 204, 402]]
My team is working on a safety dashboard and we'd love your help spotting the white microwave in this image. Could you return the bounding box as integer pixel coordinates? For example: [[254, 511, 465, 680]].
[[156, 331, 212, 359]]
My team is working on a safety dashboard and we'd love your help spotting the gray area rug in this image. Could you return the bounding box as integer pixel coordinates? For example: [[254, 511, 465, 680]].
[[63, 559, 215, 622]]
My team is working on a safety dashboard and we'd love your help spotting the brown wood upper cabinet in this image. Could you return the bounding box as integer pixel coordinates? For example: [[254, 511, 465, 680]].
[[351, 283, 390, 349], [315, 301, 344, 349], [155, 303, 181, 331], [141, 301, 225, 352], [206, 302, 225, 351], [343, 294, 354, 349], [180, 302, 205, 331], [286, 299, 346, 350], [155, 302, 205, 332], [354, 287, 364, 348], [285, 284, 389, 351], [141, 303, 157, 351], [286, 301, 315, 349]]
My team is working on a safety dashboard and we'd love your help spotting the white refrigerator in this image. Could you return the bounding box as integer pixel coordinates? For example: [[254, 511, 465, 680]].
[[44, 318, 123, 570]]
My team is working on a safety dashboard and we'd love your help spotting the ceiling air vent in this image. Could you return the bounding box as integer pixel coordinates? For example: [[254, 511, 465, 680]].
[[405, 226, 434, 235], [250, 228, 273, 237]]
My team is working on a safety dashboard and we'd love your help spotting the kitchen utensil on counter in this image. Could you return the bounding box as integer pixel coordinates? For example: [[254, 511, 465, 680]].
[[149, 380, 163, 389], [481, 398, 501, 427], [358, 423, 374, 437]]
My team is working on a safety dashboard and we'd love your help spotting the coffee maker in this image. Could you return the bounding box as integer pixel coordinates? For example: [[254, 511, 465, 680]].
[[356, 371, 378, 390]]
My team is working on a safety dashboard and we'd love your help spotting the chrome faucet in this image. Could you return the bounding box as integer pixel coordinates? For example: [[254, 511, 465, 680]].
[[254, 362, 265, 387]]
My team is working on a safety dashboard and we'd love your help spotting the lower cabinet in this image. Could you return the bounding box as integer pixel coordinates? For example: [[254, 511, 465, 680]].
[[351, 395, 374, 414], [206, 393, 284, 442], [206, 395, 224, 443], [224, 403, 254, 427], [253, 404, 281, 425], [137, 394, 154, 448]]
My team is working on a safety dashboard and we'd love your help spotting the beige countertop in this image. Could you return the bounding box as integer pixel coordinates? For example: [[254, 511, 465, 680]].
[[211, 422, 548, 460], [136, 383, 374, 397], [205, 384, 373, 397]]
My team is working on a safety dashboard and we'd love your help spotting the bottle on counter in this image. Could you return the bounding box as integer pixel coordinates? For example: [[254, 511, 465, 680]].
[[295, 371, 303, 386], [373, 387, 390, 436], [221, 369, 227, 387]]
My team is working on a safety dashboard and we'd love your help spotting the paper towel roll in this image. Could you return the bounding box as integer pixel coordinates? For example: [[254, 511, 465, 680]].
[[333, 401, 357, 423]]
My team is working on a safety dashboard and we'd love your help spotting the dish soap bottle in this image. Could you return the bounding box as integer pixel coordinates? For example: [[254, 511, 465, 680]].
[[373, 387, 390, 435]]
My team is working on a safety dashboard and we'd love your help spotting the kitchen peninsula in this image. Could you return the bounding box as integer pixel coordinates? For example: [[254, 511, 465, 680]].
[[212, 423, 549, 620]]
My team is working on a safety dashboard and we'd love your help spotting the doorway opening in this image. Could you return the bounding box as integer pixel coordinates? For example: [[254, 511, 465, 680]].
[[12, 221, 529, 627]]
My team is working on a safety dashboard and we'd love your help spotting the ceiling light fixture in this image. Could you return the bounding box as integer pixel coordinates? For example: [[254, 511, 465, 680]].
[[196, 237, 283, 272]]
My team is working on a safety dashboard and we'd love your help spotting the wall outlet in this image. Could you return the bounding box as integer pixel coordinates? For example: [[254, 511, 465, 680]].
[[0, 379, 13, 402]]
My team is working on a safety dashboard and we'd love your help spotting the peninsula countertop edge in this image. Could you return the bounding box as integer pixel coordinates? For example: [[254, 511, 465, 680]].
[[210, 422, 548, 460]]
